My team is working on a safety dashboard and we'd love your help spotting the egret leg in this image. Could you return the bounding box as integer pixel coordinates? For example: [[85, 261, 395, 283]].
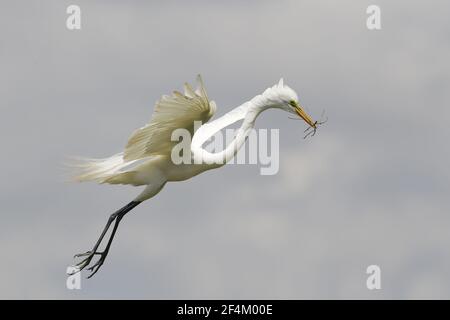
[[86, 213, 125, 278], [72, 201, 141, 277]]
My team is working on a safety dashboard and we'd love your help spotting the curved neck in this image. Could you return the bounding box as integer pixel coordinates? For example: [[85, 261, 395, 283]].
[[191, 100, 263, 166]]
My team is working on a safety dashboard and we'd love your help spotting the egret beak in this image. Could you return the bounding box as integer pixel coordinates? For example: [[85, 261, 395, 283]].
[[291, 101, 316, 128]]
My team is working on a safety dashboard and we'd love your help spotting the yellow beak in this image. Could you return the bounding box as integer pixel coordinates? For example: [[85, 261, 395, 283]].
[[293, 102, 316, 128]]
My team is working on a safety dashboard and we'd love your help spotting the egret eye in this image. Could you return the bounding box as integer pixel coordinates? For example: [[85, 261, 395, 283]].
[[288, 100, 297, 107]]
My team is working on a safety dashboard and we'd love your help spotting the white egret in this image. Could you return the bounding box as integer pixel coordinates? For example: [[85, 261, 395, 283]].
[[70, 75, 317, 277]]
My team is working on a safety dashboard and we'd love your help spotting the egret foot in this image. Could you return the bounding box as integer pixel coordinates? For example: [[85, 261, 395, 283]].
[[86, 251, 109, 278], [70, 201, 141, 278]]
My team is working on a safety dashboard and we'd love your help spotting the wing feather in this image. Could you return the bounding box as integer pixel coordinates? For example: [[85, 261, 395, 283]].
[[123, 75, 216, 161]]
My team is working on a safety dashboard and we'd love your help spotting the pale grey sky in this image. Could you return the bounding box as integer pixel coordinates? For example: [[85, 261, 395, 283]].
[[0, 0, 449, 299]]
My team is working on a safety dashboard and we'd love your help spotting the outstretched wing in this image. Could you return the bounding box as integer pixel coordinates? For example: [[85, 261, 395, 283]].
[[123, 75, 216, 161]]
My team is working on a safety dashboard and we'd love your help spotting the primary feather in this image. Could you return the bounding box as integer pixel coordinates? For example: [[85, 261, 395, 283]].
[[124, 74, 216, 161]]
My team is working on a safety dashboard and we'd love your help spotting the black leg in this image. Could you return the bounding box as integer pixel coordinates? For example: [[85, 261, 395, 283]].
[[72, 201, 141, 277], [86, 213, 124, 278]]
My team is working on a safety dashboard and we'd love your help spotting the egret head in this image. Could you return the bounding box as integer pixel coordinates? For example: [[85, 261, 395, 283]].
[[258, 78, 316, 129]]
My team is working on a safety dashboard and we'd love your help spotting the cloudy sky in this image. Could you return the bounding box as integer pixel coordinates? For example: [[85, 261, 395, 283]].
[[1, 0, 449, 299]]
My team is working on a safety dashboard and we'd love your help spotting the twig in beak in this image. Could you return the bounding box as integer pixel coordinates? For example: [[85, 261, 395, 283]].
[[288, 110, 328, 139], [303, 122, 317, 139]]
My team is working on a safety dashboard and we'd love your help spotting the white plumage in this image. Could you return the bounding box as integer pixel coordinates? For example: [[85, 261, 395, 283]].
[[69, 75, 317, 277]]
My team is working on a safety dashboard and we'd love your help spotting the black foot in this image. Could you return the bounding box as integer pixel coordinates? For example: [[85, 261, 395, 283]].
[[71, 250, 108, 278], [69, 201, 141, 278]]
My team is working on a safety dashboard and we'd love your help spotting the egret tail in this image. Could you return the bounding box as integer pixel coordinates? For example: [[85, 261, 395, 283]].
[[68, 153, 126, 183]]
